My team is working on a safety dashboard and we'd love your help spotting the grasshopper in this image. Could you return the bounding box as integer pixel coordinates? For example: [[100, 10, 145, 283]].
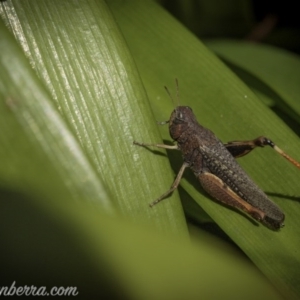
[[134, 80, 300, 230]]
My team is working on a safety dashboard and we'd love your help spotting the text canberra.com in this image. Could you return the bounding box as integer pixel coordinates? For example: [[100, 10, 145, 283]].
[[0, 281, 79, 297]]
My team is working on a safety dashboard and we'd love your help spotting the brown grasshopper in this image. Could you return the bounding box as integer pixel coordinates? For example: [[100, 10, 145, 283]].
[[134, 80, 300, 230]]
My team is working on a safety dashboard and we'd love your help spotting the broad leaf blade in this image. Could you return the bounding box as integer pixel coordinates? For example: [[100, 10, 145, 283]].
[[0, 17, 112, 212], [0, 0, 188, 236], [108, 1, 300, 299], [206, 40, 300, 123]]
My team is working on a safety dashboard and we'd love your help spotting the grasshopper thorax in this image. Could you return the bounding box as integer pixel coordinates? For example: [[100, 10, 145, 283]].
[[169, 106, 197, 140]]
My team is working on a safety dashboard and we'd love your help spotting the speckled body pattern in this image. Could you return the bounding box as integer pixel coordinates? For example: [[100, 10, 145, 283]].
[[169, 106, 284, 230]]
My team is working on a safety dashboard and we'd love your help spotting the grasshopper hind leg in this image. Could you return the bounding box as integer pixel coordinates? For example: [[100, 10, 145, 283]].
[[198, 172, 284, 230], [225, 136, 300, 170]]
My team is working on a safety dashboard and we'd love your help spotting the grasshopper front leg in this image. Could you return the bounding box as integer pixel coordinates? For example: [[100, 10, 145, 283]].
[[225, 136, 300, 169], [133, 141, 178, 150]]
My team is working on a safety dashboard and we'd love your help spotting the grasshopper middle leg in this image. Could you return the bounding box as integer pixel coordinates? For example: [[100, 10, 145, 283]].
[[133, 141, 187, 206]]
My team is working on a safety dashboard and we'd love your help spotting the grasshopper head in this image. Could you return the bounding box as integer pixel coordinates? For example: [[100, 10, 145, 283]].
[[169, 106, 197, 140]]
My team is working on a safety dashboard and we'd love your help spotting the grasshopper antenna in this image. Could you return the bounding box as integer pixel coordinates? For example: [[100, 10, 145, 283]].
[[159, 79, 180, 125], [164, 78, 180, 108], [164, 85, 175, 109], [175, 78, 180, 107]]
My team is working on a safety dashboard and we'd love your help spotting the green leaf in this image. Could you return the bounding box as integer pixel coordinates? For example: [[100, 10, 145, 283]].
[[108, 1, 300, 299], [0, 12, 113, 211], [1, 0, 299, 298], [0, 192, 281, 299], [0, 0, 188, 236], [206, 40, 300, 124]]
